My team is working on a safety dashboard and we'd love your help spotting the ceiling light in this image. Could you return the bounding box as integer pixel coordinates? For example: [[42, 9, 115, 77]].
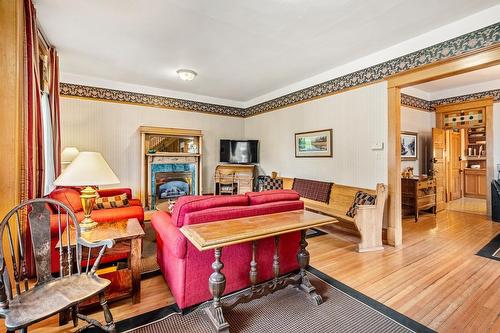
[[176, 69, 197, 81]]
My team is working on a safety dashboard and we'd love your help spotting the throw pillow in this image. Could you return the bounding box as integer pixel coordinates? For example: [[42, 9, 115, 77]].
[[94, 193, 129, 209], [346, 191, 377, 218]]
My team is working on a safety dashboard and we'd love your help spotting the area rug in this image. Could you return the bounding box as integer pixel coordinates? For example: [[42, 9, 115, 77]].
[[476, 233, 500, 261], [141, 222, 160, 275], [85, 267, 434, 333]]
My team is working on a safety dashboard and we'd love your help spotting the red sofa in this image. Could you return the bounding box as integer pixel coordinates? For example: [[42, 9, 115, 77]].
[[48, 187, 144, 273], [151, 190, 304, 309]]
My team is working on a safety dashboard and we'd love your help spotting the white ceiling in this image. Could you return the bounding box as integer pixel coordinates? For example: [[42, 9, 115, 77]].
[[412, 65, 500, 93], [35, 0, 499, 102]]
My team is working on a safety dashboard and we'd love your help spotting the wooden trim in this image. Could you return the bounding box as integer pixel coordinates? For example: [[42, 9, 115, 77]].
[[139, 126, 202, 137], [387, 87, 402, 246], [386, 45, 500, 246], [0, 0, 23, 281], [434, 97, 494, 113], [387, 45, 500, 88]]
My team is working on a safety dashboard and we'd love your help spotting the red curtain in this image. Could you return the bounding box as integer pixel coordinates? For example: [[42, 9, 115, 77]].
[[49, 47, 62, 177], [23, 0, 44, 203]]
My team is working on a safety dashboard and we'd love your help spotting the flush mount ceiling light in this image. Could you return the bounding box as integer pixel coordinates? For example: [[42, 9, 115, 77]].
[[176, 69, 197, 81]]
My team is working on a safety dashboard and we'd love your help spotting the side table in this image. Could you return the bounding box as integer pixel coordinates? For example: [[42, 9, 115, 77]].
[[59, 218, 145, 304]]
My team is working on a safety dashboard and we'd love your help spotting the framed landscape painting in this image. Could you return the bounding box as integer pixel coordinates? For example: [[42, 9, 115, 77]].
[[401, 131, 418, 161], [295, 129, 332, 157]]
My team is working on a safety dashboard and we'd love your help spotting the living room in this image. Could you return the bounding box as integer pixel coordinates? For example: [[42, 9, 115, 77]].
[[1, 1, 499, 332]]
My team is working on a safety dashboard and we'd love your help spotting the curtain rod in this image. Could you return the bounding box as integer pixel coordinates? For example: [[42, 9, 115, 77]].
[[36, 21, 51, 50]]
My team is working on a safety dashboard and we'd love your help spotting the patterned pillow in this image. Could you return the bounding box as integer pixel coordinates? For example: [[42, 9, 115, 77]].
[[346, 191, 377, 218], [258, 176, 283, 191], [94, 193, 130, 209]]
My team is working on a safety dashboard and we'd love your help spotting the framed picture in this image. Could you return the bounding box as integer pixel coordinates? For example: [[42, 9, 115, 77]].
[[401, 131, 418, 161], [295, 129, 332, 158]]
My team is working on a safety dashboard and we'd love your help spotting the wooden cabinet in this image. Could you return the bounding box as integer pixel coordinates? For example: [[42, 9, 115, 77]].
[[464, 169, 486, 199], [402, 177, 437, 221], [214, 164, 255, 195]]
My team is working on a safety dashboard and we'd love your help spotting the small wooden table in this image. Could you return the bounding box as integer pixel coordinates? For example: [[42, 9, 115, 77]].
[[181, 210, 337, 332], [59, 218, 145, 304]]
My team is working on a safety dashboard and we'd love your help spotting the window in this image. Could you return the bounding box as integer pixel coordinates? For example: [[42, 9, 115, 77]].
[[41, 92, 56, 195]]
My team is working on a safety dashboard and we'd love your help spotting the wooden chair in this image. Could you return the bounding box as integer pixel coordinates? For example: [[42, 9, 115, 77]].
[[215, 170, 237, 195], [0, 198, 116, 332]]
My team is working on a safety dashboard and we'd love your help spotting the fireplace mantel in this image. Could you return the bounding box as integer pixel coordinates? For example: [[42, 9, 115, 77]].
[[140, 126, 203, 210]]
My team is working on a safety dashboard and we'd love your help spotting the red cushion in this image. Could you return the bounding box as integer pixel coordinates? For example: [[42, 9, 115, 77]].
[[171, 195, 249, 227], [75, 205, 144, 223], [98, 188, 133, 199], [49, 188, 83, 212], [184, 201, 304, 225], [246, 190, 300, 205]]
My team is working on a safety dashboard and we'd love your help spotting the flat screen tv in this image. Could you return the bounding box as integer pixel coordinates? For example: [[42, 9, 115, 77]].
[[220, 140, 259, 164]]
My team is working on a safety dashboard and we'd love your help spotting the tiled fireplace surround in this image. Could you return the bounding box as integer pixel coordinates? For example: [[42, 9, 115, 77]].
[[147, 155, 198, 209]]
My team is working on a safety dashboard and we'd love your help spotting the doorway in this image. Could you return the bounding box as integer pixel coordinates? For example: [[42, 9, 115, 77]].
[[386, 46, 500, 246]]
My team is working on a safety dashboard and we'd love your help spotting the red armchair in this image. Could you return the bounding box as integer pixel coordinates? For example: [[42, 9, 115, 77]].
[[152, 190, 304, 309], [48, 187, 144, 273]]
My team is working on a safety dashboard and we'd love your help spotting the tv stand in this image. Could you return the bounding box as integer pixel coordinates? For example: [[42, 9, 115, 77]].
[[214, 164, 255, 195]]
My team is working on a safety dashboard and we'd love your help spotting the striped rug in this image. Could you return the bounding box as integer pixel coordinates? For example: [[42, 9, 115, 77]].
[[91, 267, 434, 333]]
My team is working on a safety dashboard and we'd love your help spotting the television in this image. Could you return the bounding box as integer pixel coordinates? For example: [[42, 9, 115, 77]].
[[220, 140, 259, 164]]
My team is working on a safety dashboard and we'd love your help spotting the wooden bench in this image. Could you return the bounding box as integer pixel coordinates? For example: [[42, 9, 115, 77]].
[[280, 177, 387, 252]]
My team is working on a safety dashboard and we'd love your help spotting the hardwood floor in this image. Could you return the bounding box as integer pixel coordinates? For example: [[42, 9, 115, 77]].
[[447, 197, 487, 215], [2, 210, 499, 332]]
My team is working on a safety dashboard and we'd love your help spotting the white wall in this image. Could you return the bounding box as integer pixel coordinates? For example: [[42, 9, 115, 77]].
[[60, 98, 244, 197], [401, 106, 436, 175], [244, 82, 388, 190], [494, 103, 500, 178]]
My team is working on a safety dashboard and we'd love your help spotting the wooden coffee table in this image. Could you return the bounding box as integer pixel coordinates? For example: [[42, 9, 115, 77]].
[[59, 218, 145, 304], [181, 209, 337, 332]]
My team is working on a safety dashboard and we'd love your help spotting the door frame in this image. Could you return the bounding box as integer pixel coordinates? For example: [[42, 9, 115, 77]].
[[386, 46, 500, 247]]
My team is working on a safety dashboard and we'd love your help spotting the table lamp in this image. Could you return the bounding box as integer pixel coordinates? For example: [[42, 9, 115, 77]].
[[61, 147, 80, 171], [54, 152, 120, 230]]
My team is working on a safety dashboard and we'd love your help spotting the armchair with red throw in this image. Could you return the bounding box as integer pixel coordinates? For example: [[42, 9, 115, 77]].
[[47, 187, 144, 273]]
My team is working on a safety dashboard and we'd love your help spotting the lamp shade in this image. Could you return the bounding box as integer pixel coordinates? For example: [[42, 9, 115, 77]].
[[54, 152, 119, 186], [61, 147, 80, 163]]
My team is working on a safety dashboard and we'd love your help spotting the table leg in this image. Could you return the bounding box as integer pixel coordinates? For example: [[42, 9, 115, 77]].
[[296, 230, 323, 305], [205, 247, 229, 332], [130, 238, 142, 304], [273, 236, 280, 284], [249, 241, 258, 290]]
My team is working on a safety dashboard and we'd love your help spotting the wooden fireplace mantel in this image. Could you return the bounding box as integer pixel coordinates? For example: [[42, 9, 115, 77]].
[[140, 126, 203, 210]]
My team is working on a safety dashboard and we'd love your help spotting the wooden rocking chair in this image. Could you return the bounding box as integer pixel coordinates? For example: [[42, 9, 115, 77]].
[[0, 198, 116, 332]]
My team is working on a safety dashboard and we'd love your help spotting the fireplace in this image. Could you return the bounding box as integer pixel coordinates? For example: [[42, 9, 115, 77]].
[[146, 156, 198, 209], [155, 172, 192, 204], [140, 127, 203, 210]]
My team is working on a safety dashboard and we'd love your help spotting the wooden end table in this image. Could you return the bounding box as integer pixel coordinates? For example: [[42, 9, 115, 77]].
[[180, 210, 337, 332], [59, 218, 145, 304]]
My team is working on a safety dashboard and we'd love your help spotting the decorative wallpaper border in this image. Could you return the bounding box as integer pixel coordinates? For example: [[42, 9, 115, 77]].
[[400, 94, 432, 111], [60, 22, 500, 118], [59, 83, 246, 117], [244, 22, 499, 116], [430, 89, 500, 109], [402, 89, 500, 111]]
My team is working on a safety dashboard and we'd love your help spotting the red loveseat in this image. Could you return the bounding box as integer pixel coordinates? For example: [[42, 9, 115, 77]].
[[48, 187, 145, 273], [151, 190, 304, 309]]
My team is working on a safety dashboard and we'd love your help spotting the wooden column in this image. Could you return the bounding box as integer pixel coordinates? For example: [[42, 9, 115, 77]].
[[0, 0, 23, 277], [387, 86, 402, 246]]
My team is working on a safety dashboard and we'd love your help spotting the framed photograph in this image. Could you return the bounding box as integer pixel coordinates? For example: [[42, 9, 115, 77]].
[[295, 129, 332, 158], [401, 131, 418, 161]]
